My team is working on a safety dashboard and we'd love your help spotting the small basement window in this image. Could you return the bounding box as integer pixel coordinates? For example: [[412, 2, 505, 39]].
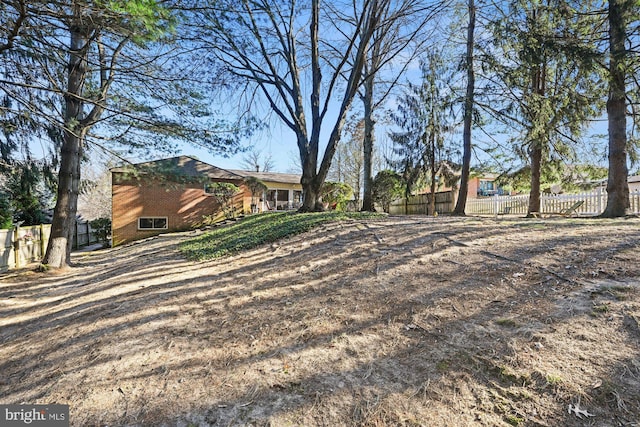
[[138, 217, 168, 230]]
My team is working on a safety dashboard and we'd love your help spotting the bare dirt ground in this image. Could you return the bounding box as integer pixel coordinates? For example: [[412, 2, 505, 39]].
[[1, 215, 640, 427]]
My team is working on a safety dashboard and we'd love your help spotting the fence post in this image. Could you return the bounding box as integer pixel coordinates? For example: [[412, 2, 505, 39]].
[[90, 221, 96, 244], [13, 226, 20, 269], [597, 187, 603, 215], [40, 223, 45, 260]]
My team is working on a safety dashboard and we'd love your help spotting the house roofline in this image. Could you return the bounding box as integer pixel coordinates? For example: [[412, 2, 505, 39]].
[[110, 155, 246, 180], [110, 155, 304, 186], [228, 169, 301, 185]]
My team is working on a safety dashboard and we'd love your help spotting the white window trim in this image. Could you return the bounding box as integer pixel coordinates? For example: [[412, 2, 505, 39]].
[[138, 217, 168, 230]]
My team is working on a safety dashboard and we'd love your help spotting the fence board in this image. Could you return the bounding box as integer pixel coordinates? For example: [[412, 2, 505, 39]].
[[0, 229, 14, 271], [389, 191, 455, 215], [0, 220, 100, 271], [465, 189, 640, 216]]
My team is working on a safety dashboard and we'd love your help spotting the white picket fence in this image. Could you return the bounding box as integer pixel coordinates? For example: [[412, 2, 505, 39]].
[[465, 189, 640, 216]]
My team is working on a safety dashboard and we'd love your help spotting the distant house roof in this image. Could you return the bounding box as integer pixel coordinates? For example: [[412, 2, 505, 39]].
[[475, 173, 499, 180], [112, 156, 301, 185], [591, 174, 640, 187]]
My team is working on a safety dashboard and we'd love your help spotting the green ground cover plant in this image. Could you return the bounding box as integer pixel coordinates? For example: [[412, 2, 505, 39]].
[[179, 211, 385, 261]]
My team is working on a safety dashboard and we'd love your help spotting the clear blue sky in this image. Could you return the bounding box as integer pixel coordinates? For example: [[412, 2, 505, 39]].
[[182, 126, 301, 173]]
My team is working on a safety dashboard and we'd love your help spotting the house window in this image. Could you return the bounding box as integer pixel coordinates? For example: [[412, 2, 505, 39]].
[[267, 189, 290, 202], [478, 180, 496, 196], [138, 217, 168, 230], [266, 189, 291, 210]]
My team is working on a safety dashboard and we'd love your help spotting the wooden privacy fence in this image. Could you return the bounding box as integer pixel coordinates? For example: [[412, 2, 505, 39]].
[[0, 224, 50, 271], [1, 220, 101, 271], [389, 191, 455, 215], [465, 189, 640, 216], [73, 220, 101, 248]]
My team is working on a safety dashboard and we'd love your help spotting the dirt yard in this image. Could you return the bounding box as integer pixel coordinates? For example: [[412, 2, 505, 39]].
[[1, 215, 639, 426]]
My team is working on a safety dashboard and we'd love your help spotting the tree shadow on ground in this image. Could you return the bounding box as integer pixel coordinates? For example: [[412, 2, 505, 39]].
[[0, 216, 638, 426]]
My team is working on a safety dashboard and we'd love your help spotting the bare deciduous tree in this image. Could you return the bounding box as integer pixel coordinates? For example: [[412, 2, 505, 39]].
[[196, 0, 386, 211], [357, 0, 445, 212], [78, 162, 113, 221], [241, 148, 275, 172], [328, 117, 364, 204]]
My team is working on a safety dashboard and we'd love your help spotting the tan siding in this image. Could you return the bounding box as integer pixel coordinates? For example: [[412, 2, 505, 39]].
[[262, 181, 301, 191]]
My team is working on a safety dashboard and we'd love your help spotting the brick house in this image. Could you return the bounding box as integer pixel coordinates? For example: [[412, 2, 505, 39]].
[[467, 173, 508, 197], [111, 156, 302, 245]]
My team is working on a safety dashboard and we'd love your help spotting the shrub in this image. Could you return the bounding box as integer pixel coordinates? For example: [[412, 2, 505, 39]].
[[90, 217, 112, 245], [0, 193, 12, 229], [372, 170, 404, 213], [244, 176, 267, 211], [205, 182, 241, 218], [320, 181, 353, 211]]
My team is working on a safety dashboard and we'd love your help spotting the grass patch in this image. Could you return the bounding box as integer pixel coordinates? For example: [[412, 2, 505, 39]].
[[545, 373, 563, 386], [436, 360, 450, 372], [497, 365, 531, 385], [516, 223, 545, 229], [594, 285, 636, 301], [592, 303, 610, 315], [495, 318, 518, 327], [179, 211, 385, 261], [505, 414, 525, 426]]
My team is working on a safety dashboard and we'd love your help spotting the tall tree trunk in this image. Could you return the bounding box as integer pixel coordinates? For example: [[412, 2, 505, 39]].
[[527, 59, 545, 216], [299, 133, 323, 211], [300, 178, 323, 211], [528, 143, 542, 215], [42, 11, 88, 268], [361, 71, 375, 211], [429, 133, 436, 215], [361, 31, 382, 213], [602, 0, 630, 217], [298, 0, 379, 212], [453, 0, 475, 215]]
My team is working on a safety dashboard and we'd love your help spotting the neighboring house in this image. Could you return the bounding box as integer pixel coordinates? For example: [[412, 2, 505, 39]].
[[591, 175, 640, 193], [424, 171, 507, 199], [627, 175, 640, 192], [412, 171, 508, 203], [111, 156, 302, 245], [467, 173, 507, 197]]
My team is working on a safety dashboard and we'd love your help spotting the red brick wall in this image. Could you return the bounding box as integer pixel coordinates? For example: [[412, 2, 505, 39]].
[[112, 174, 248, 245], [467, 177, 480, 199]]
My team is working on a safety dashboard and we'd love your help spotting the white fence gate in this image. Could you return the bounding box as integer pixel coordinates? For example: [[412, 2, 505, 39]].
[[465, 189, 640, 216]]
